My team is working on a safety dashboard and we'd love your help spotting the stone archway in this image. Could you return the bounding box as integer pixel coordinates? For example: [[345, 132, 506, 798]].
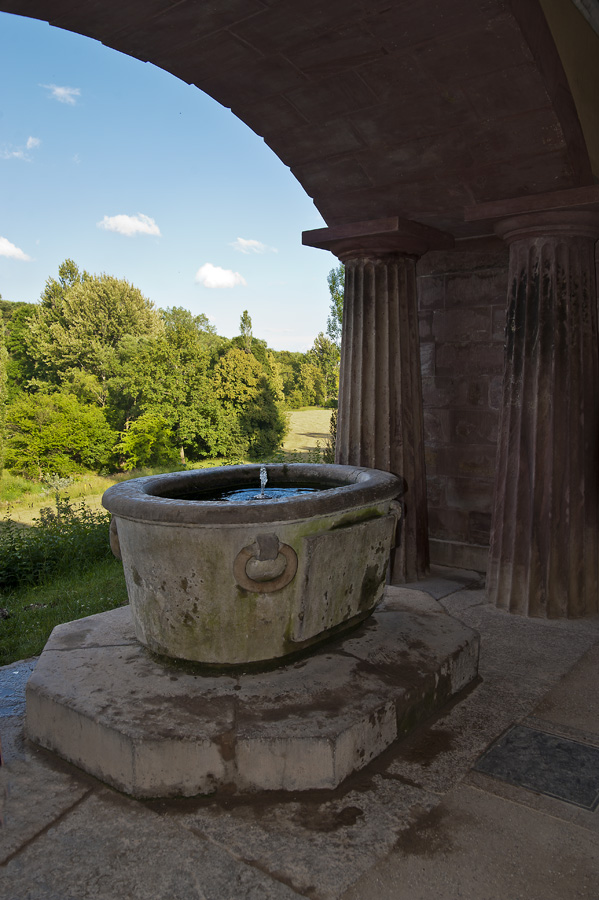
[[3, 0, 597, 612]]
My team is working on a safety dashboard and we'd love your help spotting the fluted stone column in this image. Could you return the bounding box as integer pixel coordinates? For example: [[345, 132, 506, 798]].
[[488, 209, 599, 617], [303, 217, 453, 582], [337, 253, 428, 580]]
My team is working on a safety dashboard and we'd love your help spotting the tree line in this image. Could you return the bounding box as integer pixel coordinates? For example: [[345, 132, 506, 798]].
[[0, 260, 344, 478]]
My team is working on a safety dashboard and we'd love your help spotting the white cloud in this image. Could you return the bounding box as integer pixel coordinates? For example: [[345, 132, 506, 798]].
[[195, 263, 247, 289], [97, 213, 161, 237], [0, 136, 41, 161], [40, 84, 81, 105], [0, 147, 26, 160], [0, 237, 31, 261], [230, 237, 277, 254]]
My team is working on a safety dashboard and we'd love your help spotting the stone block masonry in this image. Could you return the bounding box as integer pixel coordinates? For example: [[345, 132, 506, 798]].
[[417, 245, 509, 573]]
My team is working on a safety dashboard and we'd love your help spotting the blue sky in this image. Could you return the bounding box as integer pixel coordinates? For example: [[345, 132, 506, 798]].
[[0, 11, 335, 351]]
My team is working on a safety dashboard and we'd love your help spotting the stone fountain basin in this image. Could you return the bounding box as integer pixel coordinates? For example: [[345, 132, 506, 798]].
[[102, 464, 401, 666]]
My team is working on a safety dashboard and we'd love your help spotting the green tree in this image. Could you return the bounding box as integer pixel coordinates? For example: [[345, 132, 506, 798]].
[[103, 309, 233, 462], [0, 319, 8, 473], [215, 347, 263, 408], [310, 332, 340, 402], [40, 258, 86, 306], [0, 299, 37, 397], [326, 264, 344, 347], [162, 306, 220, 354], [24, 261, 163, 391], [239, 376, 288, 459], [213, 346, 288, 458], [239, 309, 253, 354], [114, 412, 180, 471], [5, 392, 116, 479]]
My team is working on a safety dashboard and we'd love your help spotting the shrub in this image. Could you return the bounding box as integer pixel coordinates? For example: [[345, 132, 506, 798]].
[[0, 498, 113, 590], [322, 408, 337, 464]]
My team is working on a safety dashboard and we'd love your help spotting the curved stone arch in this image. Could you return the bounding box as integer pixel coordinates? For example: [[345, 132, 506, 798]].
[[0, 0, 593, 237], [3, 0, 597, 611]]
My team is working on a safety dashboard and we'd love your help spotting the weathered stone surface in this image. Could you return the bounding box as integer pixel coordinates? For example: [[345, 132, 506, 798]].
[[427, 507, 470, 542], [103, 464, 400, 665], [422, 375, 490, 410], [488, 211, 599, 617], [3, 570, 599, 900], [530, 643, 599, 741], [444, 269, 507, 307], [417, 246, 509, 277], [435, 341, 505, 376], [416, 274, 445, 308], [25, 597, 479, 798], [425, 444, 498, 479], [1, 789, 305, 900], [0, 759, 90, 864], [332, 253, 430, 582], [416, 248, 508, 575], [429, 539, 489, 573], [342, 784, 599, 900], [432, 307, 493, 342]]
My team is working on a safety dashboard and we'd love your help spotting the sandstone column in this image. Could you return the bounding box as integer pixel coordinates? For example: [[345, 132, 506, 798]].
[[466, 190, 599, 617], [303, 217, 453, 581]]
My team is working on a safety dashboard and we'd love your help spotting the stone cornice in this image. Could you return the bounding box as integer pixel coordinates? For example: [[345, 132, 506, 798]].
[[464, 185, 599, 224], [302, 216, 454, 261]]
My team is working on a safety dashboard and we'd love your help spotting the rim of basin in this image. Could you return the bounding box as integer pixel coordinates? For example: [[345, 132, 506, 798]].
[[102, 463, 402, 524]]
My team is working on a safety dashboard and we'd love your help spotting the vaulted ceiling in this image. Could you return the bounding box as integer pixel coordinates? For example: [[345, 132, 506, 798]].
[[2, 0, 596, 239]]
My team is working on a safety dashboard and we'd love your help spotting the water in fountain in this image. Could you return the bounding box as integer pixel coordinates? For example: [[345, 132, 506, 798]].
[[181, 466, 320, 503]]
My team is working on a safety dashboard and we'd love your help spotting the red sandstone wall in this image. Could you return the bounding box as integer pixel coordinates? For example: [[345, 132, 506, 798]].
[[417, 246, 509, 573]]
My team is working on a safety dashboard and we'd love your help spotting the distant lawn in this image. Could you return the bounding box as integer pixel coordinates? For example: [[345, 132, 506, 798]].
[[283, 407, 333, 454]]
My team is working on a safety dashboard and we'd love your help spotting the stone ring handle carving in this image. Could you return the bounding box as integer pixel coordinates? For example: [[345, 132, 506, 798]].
[[388, 499, 404, 545], [233, 532, 298, 593], [109, 517, 122, 561]]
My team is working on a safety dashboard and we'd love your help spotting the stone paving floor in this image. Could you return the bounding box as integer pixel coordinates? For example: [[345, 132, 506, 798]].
[[1, 566, 598, 899]]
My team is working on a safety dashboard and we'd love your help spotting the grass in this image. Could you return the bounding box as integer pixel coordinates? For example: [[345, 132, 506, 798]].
[[282, 408, 333, 454], [0, 496, 127, 664], [0, 407, 336, 665], [0, 558, 128, 666], [0, 468, 184, 525]]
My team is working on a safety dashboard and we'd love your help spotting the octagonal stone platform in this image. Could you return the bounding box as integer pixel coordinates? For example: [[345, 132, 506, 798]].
[[25, 589, 479, 798]]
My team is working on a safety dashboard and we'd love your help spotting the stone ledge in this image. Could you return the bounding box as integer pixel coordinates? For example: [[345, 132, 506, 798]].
[[430, 538, 488, 573], [25, 598, 479, 798]]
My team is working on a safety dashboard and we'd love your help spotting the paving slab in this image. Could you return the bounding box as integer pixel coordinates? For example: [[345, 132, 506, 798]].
[[384, 591, 599, 796], [441, 589, 599, 686], [405, 564, 484, 600], [527, 642, 599, 743], [1, 570, 598, 900], [0, 757, 91, 864], [154, 776, 440, 900], [0, 788, 304, 900], [340, 784, 599, 900], [466, 767, 599, 835]]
